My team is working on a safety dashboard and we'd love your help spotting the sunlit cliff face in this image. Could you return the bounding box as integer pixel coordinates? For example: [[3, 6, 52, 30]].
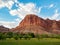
[[12, 14, 60, 34]]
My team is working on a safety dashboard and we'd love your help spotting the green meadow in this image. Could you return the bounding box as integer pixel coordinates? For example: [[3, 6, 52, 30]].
[[0, 38, 60, 45]]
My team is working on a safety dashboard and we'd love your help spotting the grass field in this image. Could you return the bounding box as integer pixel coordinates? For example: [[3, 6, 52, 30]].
[[0, 38, 60, 45]]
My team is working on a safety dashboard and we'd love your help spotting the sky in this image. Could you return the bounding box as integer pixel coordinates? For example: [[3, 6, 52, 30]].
[[0, 0, 60, 28]]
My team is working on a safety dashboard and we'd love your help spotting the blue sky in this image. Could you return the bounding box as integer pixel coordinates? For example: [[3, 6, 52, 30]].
[[0, 0, 60, 28]]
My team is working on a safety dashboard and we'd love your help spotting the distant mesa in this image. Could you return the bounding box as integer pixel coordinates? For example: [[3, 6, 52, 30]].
[[0, 25, 10, 33], [12, 14, 60, 34]]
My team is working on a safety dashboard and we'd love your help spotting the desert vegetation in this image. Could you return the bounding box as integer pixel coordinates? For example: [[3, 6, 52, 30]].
[[0, 32, 60, 45], [0, 32, 60, 40]]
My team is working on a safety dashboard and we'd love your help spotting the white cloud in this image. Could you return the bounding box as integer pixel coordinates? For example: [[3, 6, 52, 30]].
[[0, 21, 18, 28], [0, 0, 5, 8], [49, 4, 54, 8], [5, 1, 14, 9], [10, 3, 42, 19], [43, 4, 54, 8], [51, 9, 60, 19], [38, 7, 42, 13], [10, 9, 17, 16], [14, 0, 19, 3], [0, 0, 14, 9], [15, 18, 19, 22], [0, 0, 42, 28], [15, 18, 22, 23]]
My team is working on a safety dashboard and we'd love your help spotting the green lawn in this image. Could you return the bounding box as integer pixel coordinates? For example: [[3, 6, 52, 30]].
[[0, 38, 60, 45]]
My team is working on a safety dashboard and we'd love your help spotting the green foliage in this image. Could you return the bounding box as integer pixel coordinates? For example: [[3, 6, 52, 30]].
[[23, 33, 32, 40], [0, 33, 6, 40], [28, 33, 35, 38], [19, 34, 23, 39], [6, 32, 13, 38], [35, 34, 40, 40], [0, 32, 60, 40], [41, 34, 49, 38], [13, 33, 19, 40], [13, 35, 19, 40]]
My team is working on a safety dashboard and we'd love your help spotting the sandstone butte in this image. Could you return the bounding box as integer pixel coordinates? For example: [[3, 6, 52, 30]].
[[12, 14, 60, 34], [1, 14, 60, 34]]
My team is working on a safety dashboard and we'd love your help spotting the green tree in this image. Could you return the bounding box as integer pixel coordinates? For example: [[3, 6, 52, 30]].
[[35, 34, 41, 40], [23, 33, 32, 40], [13, 33, 19, 40], [0, 33, 6, 40], [7, 32, 13, 38], [41, 34, 49, 38], [19, 34, 23, 39]]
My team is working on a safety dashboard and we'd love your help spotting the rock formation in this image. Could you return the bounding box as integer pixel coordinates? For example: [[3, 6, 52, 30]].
[[0, 25, 10, 33], [12, 14, 60, 34]]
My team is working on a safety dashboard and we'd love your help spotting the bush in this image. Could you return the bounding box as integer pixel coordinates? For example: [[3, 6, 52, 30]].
[[1, 32, 60, 40], [40, 34, 49, 38], [13, 35, 19, 40], [13, 33, 19, 40], [35, 34, 40, 40], [23, 33, 32, 40], [19, 34, 23, 39], [28, 33, 35, 38], [0, 33, 6, 40], [6, 32, 13, 38]]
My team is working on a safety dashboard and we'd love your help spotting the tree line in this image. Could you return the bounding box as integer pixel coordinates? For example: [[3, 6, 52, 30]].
[[0, 32, 60, 40]]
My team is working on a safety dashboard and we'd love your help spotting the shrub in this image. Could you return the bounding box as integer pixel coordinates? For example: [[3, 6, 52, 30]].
[[41, 34, 49, 38], [0, 33, 7, 40], [6, 32, 13, 38], [19, 34, 23, 39], [23, 33, 32, 40], [13, 33, 19, 40]]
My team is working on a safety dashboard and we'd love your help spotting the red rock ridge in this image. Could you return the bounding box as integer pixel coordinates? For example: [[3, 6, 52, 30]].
[[12, 14, 60, 34]]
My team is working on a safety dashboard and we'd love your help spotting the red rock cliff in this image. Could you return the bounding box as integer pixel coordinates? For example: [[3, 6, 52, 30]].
[[13, 14, 60, 34]]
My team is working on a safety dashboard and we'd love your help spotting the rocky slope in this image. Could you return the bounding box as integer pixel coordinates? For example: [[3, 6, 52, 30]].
[[13, 14, 60, 34], [0, 25, 10, 33]]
